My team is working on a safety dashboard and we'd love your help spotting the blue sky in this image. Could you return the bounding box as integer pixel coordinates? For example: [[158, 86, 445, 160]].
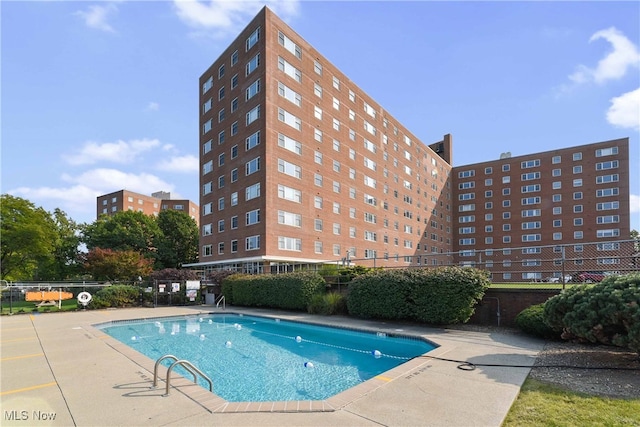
[[2, 1, 639, 230]]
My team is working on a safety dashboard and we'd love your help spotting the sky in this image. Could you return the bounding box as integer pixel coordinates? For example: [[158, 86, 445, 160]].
[[2, 0, 639, 230]]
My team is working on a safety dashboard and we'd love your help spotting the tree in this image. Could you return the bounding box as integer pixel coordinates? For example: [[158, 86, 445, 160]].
[[83, 248, 153, 282], [37, 208, 83, 280], [155, 210, 199, 269], [82, 211, 162, 261], [150, 268, 200, 282], [0, 195, 56, 280]]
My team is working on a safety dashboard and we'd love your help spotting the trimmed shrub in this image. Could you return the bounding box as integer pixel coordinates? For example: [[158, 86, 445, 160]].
[[515, 304, 558, 339], [347, 267, 490, 324], [88, 285, 140, 309], [223, 272, 326, 311], [307, 292, 346, 315], [544, 273, 640, 353]]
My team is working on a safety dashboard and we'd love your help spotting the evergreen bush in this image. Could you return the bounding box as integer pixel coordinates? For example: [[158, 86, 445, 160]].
[[544, 273, 640, 353], [347, 267, 490, 324], [223, 272, 325, 311], [88, 285, 140, 308], [515, 303, 558, 339]]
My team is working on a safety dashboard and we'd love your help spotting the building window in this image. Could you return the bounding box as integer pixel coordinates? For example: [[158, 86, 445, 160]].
[[278, 82, 301, 106], [245, 157, 260, 175], [203, 244, 212, 256], [278, 133, 301, 155], [595, 147, 618, 157], [278, 108, 301, 130], [246, 79, 260, 100], [277, 159, 301, 179], [246, 105, 260, 125], [245, 235, 260, 251], [278, 31, 301, 58], [246, 131, 260, 151], [278, 237, 302, 251], [245, 183, 260, 201], [278, 211, 301, 227], [278, 57, 301, 82], [202, 76, 213, 94], [278, 184, 301, 203], [246, 209, 260, 226], [596, 160, 619, 170], [246, 27, 260, 51]]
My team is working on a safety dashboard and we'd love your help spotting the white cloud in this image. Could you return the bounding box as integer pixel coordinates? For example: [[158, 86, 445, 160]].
[[173, 0, 299, 36], [61, 168, 175, 194], [156, 155, 200, 173], [10, 169, 177, 224], [63, 138, 161, 165], [146, 102, 160, 111], [607, 88, 640, 131], [74, 4, 118, 33], [9, 184, 102, 224], [631, 194, 640, 214], [569, 27, 640, 85]]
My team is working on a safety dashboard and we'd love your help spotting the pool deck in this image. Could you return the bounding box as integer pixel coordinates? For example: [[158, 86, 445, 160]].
[[1, 306, 545, 426]]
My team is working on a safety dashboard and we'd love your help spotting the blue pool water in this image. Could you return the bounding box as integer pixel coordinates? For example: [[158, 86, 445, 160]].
[[99, 314, 436, 402]]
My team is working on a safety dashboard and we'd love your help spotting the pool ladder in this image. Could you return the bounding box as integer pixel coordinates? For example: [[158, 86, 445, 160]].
[[152, 354, 213, 397]]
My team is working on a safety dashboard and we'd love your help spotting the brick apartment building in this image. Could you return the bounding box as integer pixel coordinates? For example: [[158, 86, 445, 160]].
[[97, 190, 199, 225], [190, 7, 630, 279], [451, 140, 630, 281]]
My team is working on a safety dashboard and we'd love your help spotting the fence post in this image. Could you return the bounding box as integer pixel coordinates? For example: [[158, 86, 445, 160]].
[[561, 245, 567, 290]]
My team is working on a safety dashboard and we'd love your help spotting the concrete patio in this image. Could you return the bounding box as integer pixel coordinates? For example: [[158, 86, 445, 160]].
[[1, 306, 544, 426]]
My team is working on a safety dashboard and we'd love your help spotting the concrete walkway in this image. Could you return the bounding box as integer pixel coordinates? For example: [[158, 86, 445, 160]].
[[1, 306, 544, 426]]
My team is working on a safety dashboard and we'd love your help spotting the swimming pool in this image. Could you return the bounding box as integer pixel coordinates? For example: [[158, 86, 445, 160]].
[[99, 313, 437, 402]]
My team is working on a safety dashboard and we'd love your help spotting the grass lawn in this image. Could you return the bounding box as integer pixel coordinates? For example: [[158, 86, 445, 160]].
[[504, 378, 640, 426], [0, 299, 79, 315]]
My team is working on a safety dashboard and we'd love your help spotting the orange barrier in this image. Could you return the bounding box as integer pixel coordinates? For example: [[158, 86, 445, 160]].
[[25, 291, 74, 302]]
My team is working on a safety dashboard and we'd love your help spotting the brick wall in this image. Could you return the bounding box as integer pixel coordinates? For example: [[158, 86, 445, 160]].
[[469, 289, 561, 327]]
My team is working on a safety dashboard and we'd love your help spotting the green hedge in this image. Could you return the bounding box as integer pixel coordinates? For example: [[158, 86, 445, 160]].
[[89, 285, 141, 309], [544, 273, 640, 353], [222, 272, 325, 311], [346, 267, 490, 324], [515, 303, 558, 339]]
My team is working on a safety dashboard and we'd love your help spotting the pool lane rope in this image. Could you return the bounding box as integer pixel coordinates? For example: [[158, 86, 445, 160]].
[[225, 324, 411, 361]]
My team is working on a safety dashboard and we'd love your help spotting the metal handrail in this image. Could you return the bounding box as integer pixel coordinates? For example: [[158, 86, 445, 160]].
[[153, 355, 195, 387], [152, 354, 213, 396], [215, 295, 225, 310], [164, 359, 213, 397]]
